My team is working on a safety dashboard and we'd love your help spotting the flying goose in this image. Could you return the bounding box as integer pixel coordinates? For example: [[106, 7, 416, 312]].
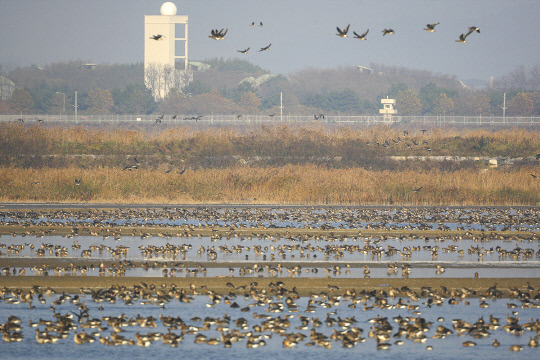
[[467, 26, 480, 35], [455, 33, 468, 43], [382, 28, 395, 36], [336, 24, 350, 37], [423, 22, 440, 32], [150, 34, 164, 40], [237, 47, 250, 54], [209, 28, 228, 40], [353, 29, 369, 40], [258, 43, 271, 51]]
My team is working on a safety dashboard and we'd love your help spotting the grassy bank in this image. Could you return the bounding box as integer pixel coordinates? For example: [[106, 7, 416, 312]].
[[1, 124, 539, 169], [0, 165, 538, 205]]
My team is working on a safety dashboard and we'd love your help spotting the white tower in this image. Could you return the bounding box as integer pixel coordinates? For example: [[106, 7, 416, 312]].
[[379, 97, 397, 122], [144, 2, 191, 99]]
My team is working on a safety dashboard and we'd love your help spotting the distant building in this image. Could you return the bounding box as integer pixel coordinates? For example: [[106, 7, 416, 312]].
[[379, 97, 397, 122], [0, 76, 15, 101], [144, 2, 192, 99], [356, 65, 373, 74]]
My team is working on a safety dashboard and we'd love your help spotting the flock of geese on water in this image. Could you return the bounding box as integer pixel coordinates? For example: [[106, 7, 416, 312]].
[[0, 281, 538, 352], [1, 206, 538, 232], [0, 206, 538, 279]]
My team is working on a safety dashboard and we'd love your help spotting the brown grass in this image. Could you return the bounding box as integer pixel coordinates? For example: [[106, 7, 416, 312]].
[[1, 165, 538, 205], [1, 123, 539, 160]]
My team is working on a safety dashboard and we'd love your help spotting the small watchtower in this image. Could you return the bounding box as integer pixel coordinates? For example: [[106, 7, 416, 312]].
[[379, 97, 397, 122]]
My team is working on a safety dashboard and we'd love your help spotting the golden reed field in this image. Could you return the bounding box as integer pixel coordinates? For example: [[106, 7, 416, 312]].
[[0, 123, 538, 205]]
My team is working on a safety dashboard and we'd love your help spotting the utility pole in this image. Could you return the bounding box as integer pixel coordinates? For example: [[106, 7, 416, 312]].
[[279, 92, 283, 122], [56, 92, 66, 117], [74, 91, 78, 121], [502, 92, 506, 122]]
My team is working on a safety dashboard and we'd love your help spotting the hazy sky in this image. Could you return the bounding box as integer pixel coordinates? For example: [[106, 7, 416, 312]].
[[1, 0, 539, 81]]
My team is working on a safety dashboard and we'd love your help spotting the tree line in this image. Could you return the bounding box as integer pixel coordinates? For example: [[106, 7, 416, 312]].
[[1, 59, 539, 116]]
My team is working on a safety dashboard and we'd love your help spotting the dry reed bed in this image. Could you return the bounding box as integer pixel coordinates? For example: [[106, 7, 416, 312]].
[[1, 123, 539, 160], [1, 165, 538, 205]]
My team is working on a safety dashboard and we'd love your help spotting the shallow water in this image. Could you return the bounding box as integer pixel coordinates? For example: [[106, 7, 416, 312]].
[[0, 292, 538, 360], [2, 233, 538, 278], [0, 206, 539, 359]]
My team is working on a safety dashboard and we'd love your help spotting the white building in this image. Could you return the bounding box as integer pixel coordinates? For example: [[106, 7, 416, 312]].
[[144, 2, 192, 99], [379, 97, 397, 122]]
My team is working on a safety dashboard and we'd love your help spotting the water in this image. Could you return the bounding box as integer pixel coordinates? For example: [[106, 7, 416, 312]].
[[0, 206, 538, 359], [0, 291, 538, 360]]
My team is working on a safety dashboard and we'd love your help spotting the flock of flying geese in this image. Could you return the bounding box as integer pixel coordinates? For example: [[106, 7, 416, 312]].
[[335, 23, 480, 43], [150, 21, 481, 56], [209, 21, 272, 54]]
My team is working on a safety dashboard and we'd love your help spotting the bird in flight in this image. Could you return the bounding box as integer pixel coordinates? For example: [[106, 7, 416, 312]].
[[155, 114, 164, 123], [172, 114, 177, 119], [423, 22, 440, 32], [336, 24, 350, 37], [150, 34, 164, 40], [467, 26, 480, 35], [258, 22, 263, 26], [75, 178, 82, 186], [209, 28, 228, 40], [353, 29, 369, 40], [237, 47, 250, 54], [382, 28, 395, 36], [412, 187, 423, 193], [455, 33, 469, 43], [258, 43, 271, 51], [531, 174, 538, 179], [456, 26, 480, 43]]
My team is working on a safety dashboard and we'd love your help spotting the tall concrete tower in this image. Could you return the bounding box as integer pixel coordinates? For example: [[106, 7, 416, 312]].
[[144, 2, 191, 99]]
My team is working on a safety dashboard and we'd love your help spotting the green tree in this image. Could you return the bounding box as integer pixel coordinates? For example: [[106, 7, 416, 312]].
[[303, 89, 362, 113], [432, 93, 454, 115], [526, 92, 540, 115], [182, 80, 211, 96], [86, 88, 114, 115], [396, 89, 422, 115], [507, 92, 533, 116], [113, 85, 156, 114], [387, 82, 408, 98], [419, 82, 458, 114], [9, 88, 34, 114]]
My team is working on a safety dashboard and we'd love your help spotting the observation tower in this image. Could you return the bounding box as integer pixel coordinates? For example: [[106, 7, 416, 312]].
[[144, 2, 191, 99]]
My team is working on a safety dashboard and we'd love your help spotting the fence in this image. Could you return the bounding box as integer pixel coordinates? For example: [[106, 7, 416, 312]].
[[1, 114, 539, 126]]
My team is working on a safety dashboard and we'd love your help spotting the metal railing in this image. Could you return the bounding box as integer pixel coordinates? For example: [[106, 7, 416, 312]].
[[1, 114, 539, 126]]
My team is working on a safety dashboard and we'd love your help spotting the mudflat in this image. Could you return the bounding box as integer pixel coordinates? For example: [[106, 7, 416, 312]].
[[1, 276, 537, 297]]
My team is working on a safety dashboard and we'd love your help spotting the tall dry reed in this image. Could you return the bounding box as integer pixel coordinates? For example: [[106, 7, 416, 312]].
[[1, 165, 537, 205]]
